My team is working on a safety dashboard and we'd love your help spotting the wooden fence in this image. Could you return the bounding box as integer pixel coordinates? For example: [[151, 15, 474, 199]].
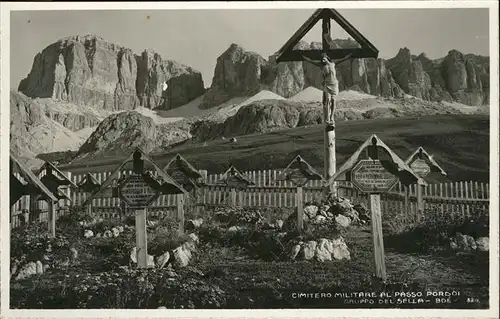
[[11, 169, 490, 228]]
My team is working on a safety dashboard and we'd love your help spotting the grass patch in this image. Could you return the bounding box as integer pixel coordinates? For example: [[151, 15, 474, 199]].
[[61, 115, 489, 183]]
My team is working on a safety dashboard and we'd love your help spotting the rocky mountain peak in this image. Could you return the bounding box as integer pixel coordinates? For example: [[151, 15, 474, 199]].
[[17, 35, 205, 111], [417, 52, 429, 61], [394, 47, 412, 61], [61, 34, 105, 42], [201, 43, 267, 109], [447, 49, 465, 59]]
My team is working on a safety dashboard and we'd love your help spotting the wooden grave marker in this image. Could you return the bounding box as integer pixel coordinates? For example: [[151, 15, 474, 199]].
[[274, 155, 324, 231], [275, 8, 379, 196], [77, 172, 101, 215], [164, 153, 204, 228], [216, 166, 255, 206], [405, 147, 447, 222], [329, 135, 426, 280], [82, 148, 190, 268], [35, 161, 78, 236], [10, 155, 59, 232]]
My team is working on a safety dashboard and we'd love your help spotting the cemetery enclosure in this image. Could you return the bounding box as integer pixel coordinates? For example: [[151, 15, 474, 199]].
[[12, 168, 490, 228]]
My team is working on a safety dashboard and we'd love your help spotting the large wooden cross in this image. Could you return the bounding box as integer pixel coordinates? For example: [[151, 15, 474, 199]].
[[275, 9, 379, 196]]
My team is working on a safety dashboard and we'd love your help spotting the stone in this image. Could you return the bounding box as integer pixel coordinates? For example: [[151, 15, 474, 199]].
[[185, 218, 203, 231], [173, 246, 190, 268], [15, 262, 37, 281], [318, 209, 328, 218], [188, 233, 200, 245], [275, 219, 284, 229], [36, 261, 44, 274], [130, 247, 137, 263], [476, 237, 489, 252], [303, 241, 318, 260], [353, 203, 370, 222], [450, 233, 477, 252], [70, 247, 78, 261], [320, 204, 330, 213], [331, 197, 355, 217], [335, 215, 351, 228], [290, 243, 302, 260], [147, 255, 155, 268], [112, 227, 120, 237], [314, 215, 327, 224], [11, 262, 19, 277], [157, 251, 171, 269], [330, 237, 351, 260], [304, 205, 319, 219], [84, 229, 94, 238], [315, 238, 332, 262], [182, 240, 196, 255], [228, 226, 243, 233]]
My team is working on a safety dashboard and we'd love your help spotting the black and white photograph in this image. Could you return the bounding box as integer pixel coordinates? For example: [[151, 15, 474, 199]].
[[1, 1, 498, 315]]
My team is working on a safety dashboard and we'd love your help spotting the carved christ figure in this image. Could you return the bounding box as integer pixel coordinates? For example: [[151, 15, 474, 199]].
[[302, 52, 352, 126]]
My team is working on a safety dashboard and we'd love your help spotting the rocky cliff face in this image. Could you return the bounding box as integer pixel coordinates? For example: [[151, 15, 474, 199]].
[[18, 35, 205, 111], [10, 91, 94, 167], [74, 111, 192, 160], [203, 40, 408, 108], [201, 43, 267, 109], [385, 48, 433, 100], [204, 41, 488, 107], [440, 50, 486, 105]]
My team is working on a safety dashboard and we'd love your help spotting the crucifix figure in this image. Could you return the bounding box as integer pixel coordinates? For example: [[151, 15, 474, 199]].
[[302, 52, 352, 126]]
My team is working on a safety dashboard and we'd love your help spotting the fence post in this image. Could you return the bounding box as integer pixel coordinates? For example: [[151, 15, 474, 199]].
[[176, 193, 185, 235], [231, 188, 237, 206], [48, 200, 56, 238], [404, 185, 409, 223], [296, 186, 304, 231], [417, 184, 424, 222]]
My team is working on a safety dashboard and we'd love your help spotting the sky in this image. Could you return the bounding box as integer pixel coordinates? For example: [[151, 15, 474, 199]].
[[10, 8, 489, 89]]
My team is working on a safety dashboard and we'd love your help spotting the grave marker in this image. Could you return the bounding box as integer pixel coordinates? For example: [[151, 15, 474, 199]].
[[36, 161, 78, 236], [10, 155, 58, 234], [405, 147, 447, 222], [274, 155, 324, 231], [164, 154, 204, 223], [77, 173, 101, 215], [329, 135, 426, 280], [275, 8, 379, 196], [216, 166, 255, 206], [82, 148, 189, 268]]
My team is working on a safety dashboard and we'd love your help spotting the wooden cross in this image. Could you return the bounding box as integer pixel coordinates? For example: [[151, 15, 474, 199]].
[[275, 9, 379, 197]]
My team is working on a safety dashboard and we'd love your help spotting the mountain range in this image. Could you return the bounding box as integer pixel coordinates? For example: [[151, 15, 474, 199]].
[[10, 34, 490, 168]]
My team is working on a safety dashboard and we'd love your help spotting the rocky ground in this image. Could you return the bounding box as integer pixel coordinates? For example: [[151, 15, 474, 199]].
[[10, 197, 489, 309]]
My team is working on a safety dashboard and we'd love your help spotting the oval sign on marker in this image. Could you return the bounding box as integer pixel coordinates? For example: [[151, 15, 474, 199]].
[[351, 159, 398, 193], [119, 174, 159, 208], [410, 159, 431, 178]]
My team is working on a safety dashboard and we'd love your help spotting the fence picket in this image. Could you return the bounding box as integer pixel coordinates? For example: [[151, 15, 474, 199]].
[[11, 165, 492, 228]]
